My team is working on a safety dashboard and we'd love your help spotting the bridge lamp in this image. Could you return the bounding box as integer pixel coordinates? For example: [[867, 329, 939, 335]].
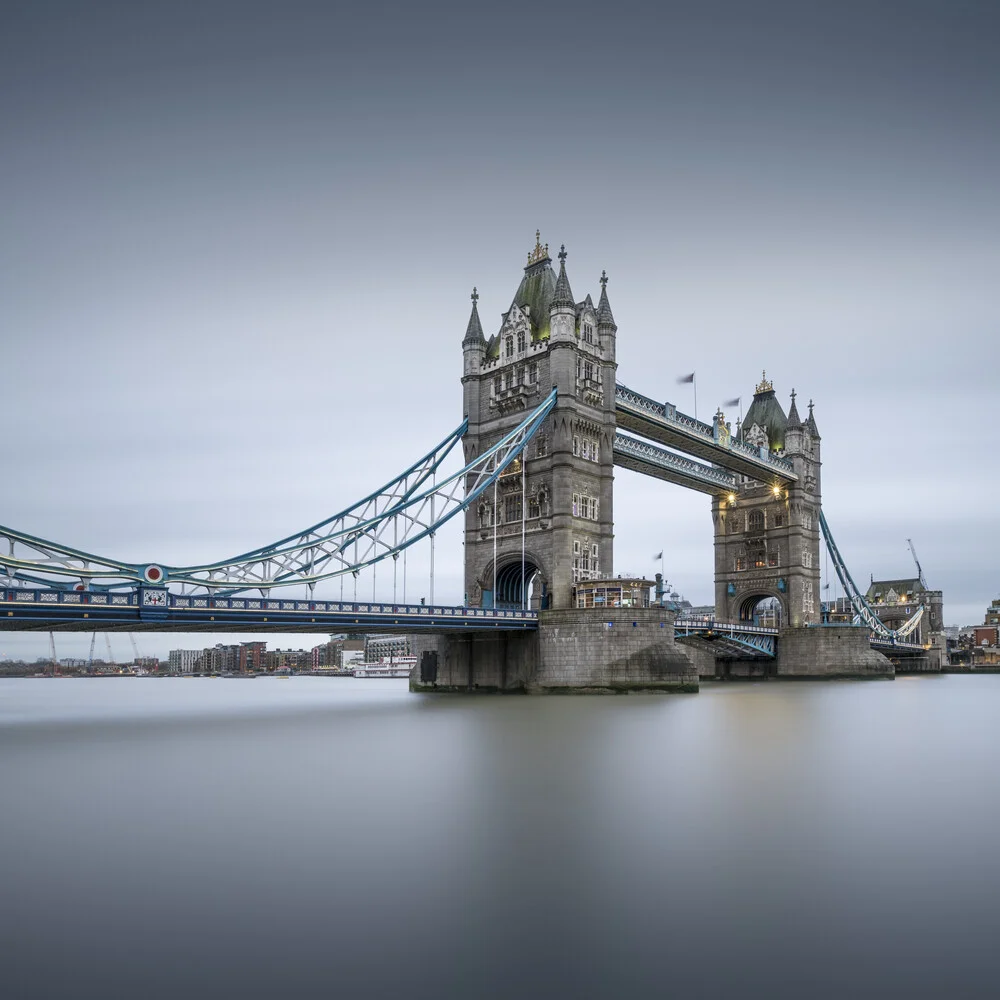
[[772, 485, 782, 497], [727, 494, 736, 507]]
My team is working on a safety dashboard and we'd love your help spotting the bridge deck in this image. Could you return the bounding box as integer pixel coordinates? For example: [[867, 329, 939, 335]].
[[1, 588, 537, 634]]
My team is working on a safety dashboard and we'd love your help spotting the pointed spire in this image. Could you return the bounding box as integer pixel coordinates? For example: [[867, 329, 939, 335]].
[[806, 399, 820, 438], [462, 286, 485, 347], [597, 269, 617, 331], [787, 388, 803, 428], [551, 245, 575, 310]]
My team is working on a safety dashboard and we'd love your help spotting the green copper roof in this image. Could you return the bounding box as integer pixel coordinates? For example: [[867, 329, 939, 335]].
[[485, 256, 556, 359], [513, 258, 556, 340], [741, 388, 788, 453]]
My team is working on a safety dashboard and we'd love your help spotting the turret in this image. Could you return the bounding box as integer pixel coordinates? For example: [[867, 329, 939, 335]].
[[462, 287, 486, 421], [462, 287, 486, 377], [784, 389, 805, 455], [597, 269, 617, 362], [549, 245, 576, 345]]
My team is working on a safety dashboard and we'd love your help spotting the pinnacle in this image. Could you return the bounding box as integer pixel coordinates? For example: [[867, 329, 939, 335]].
[[787, 389, 803, 428], [551, 245, 575, 310], [597, 269, 617, 330], [462, 287, 485, 347]]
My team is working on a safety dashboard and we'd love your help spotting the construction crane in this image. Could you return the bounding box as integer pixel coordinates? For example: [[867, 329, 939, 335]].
[[49, 632, 57, 675], [128, 633, 141, 666], [87, 633, 97, 672], [907, 539, 928, 589], [105, 634, 115, 668]]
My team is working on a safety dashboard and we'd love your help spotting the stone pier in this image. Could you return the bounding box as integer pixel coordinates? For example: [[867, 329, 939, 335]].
[[774, 625, 893, 678], [410, 607, 699, 694]]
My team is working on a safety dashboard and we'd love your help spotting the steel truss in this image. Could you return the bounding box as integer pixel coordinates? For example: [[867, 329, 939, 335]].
[[674, 618, 777, 658], [820, 511, 925, 642], [1, 390, 557, 595]]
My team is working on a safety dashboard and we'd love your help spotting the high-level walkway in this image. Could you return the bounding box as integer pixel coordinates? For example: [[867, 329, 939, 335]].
[[615, 382, 798, 485]]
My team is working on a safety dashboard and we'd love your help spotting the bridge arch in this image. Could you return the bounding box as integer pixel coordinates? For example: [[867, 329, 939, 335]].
[[738, 592, 785, 628], [478, 551, 549, 610]]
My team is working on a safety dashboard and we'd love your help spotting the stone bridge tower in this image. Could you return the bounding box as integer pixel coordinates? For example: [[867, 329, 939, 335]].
[[461, 234, 617, 611], [713, 374, 822, 627]]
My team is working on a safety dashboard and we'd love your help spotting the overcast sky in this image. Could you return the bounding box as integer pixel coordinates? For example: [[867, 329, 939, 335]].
[[2, 1, 998, 659]]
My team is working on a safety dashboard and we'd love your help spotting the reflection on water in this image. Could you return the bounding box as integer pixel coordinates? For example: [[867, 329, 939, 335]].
[[2, 676, 999, 999]]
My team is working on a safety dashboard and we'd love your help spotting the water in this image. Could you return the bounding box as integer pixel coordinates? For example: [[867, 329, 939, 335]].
[[2, 675, 999, 999]]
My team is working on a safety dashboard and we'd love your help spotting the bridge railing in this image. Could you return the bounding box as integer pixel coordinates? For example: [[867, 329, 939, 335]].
[[675, 618, 779, 636], [0, 587, 539, 623]]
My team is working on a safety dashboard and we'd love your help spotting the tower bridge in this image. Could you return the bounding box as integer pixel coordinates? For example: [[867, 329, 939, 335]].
[[1, 233, 945, 689]]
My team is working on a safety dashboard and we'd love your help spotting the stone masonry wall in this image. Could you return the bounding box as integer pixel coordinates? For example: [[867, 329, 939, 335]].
[[533, 607, 698, 693], [776, 625, 893, 678], [409, 631, 538, 693]]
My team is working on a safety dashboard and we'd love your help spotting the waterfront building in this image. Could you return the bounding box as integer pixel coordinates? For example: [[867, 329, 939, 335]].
[[364, 634, 411, 662], [239, 641, 266, 673], [168, 648, 201, 674]]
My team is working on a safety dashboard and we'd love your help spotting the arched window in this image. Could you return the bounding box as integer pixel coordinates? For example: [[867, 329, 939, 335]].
[[505, 335, 514, 357], [748, 509, 765, 532], [517, 331, 526, 352]]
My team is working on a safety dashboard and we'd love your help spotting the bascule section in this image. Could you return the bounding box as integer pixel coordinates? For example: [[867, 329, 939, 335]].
[[713, 375, 822, 629]]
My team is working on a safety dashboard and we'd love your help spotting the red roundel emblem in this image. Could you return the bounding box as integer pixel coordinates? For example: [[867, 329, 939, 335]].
[[143, 565, 164, 584]]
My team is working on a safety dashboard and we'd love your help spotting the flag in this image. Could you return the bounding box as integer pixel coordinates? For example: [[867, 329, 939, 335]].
[[723, 397, 741, 407], [676, 373, 695, 384], [653, 551, 663, 561]]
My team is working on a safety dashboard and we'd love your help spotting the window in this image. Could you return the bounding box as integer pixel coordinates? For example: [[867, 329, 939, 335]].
[[749, 510, 765, 532], [803, 510, 813, 530], [573, 540, 581, 555], [493, 376, 501, 395], [528, 495, 540, 519], [768, 552, 779, 567], [583, 362, 594, 382], [572, 493, 580, 517], [736, 557, 747, 571], [802, 551, 813, 569], [593, 440, 600, 462], [576, 358, 582, 379], [535, 433, 547, 457], [573, 436, 580, 456], [582, 322, 594, 344], [529, 362, 538, 384], [774, 512, 784, 527], [505, 335, 514, 357], [582, 440, 590, 460], [478, 503, 493, 527], [505, 495, 522, 522], [517, 331, 526, 353], [504, 370, 513, 390], [516, 365, 525, 385]]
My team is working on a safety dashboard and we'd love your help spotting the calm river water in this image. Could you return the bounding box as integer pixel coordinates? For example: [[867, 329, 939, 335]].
[[2, 675, 999, 998]]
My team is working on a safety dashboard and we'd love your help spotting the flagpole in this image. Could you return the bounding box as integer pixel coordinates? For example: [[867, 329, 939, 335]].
[[693, 373, 697, 422]]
